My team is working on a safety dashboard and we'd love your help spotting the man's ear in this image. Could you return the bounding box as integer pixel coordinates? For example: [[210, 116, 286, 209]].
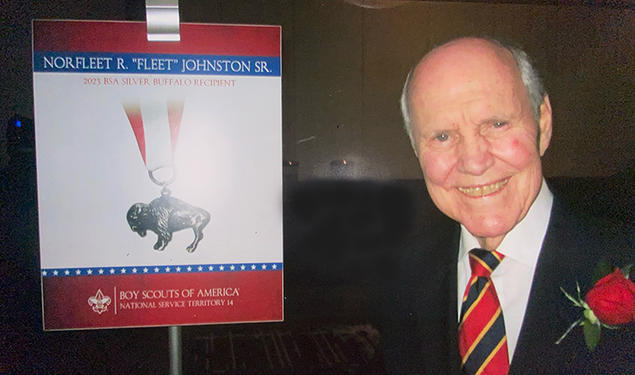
[[538, 95, 553, 157]]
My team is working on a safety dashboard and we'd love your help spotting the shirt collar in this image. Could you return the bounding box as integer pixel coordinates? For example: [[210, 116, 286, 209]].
[[459, 179, 554, 266]]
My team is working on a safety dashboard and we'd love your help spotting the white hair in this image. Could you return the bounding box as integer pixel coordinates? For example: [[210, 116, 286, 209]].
[[400, 38, 547, 149]]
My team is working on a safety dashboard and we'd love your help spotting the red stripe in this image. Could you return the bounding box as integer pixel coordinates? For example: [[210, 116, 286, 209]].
[[42, 271, 283, 330], [460, 296, 499, 344], [483, 344, 509, 375], [122, 103, 146, 163], [167, 101, 184, 155], [459, 278, 507, 368], [33, 20, 281, 56]]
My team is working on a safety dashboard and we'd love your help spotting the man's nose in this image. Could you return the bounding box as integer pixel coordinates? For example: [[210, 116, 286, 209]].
[[456, 135, 493, 175]]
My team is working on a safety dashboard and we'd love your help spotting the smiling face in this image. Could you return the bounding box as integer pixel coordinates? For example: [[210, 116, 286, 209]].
[[408, 39, 552, 250]]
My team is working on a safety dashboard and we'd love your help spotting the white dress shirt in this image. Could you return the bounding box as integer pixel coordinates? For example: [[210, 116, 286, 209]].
[[457, 179, 553, 363]]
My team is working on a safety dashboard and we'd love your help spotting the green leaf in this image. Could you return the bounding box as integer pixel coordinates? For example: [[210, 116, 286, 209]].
[[583, 318, 601, 351], [592, 260, 612, 284]]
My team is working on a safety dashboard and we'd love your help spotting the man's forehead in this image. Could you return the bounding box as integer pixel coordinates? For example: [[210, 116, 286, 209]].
[[410, 38, 519, 97], [413, 38, 519, 84], [416, 38, 514, 73]]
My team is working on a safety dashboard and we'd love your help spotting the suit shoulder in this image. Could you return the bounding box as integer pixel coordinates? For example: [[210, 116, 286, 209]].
[[547, 195, 632, 266]]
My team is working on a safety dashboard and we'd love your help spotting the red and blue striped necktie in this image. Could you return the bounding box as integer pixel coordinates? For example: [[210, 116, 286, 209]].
[[458, 248, 510, 375]]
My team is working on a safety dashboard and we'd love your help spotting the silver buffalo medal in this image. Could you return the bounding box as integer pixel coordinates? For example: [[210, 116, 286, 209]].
[[122, 100, 211, 253], [127, 188, 210, 253]]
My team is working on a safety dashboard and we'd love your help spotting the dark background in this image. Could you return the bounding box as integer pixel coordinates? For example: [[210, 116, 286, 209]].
[[1, 0, 633, 373]]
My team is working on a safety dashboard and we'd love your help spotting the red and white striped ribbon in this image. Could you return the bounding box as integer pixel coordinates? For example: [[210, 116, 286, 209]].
[[123, 100, 184, 185]]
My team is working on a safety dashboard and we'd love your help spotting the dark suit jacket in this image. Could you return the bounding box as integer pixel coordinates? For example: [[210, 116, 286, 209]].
[[377, 194, 633, 374]]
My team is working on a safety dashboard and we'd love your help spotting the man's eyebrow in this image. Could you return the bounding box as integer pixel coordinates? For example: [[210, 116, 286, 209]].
[[480, 117, 506, 123], [477, 115, 509, 125]]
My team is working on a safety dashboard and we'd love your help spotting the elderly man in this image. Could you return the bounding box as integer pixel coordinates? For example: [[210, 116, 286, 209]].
[[379, 37, 632, 374]]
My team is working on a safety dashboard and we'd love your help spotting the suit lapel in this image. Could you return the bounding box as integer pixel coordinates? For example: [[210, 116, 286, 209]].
[[402, 219, 461, 375], [446, 230, 461, 375], [509, 198, 598, 373]]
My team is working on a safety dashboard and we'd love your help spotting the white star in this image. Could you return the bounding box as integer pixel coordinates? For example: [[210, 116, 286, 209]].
[[261, 264, 267, 270], [64, 270, 70, 275], [143, 267, 148, 273], [272, 264, 277, 270], [53, 270, 59, 276], [132, 268, 138, 273], [42, 271, 47, 276], [208, 266, 214, 271], [75, 270, 81, 275], [98, 269, 104, 274], [251, 265, 256, 270], [187, 266, 192, 272], [87, 269, 93, 275], [110, 268, 115, 274], [165, 267, 171, 272], [197, 266, 203, 271], [240, 265, 246, 270], [176, 266, 181, 272], [154, 267, 160, 272], [219, 265, 225, 271], [121, 268, 127, 274], [230, 265, 235, 271]]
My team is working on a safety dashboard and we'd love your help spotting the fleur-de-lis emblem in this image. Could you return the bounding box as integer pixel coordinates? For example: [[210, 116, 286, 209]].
[[88, 289, 111, 315]]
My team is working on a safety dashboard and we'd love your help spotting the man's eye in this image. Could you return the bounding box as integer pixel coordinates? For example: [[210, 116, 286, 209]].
[[493, 121, 507, 128], [435, 132, 449, 142]]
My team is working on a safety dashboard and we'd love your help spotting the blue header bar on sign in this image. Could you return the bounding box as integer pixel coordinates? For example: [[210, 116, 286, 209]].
[[33, 52, 281, 76]]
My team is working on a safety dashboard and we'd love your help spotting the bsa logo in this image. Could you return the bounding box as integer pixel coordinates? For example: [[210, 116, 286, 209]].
[[88, 289, 111, 315]]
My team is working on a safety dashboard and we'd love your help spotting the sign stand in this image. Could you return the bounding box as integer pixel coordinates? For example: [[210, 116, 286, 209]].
[[169, 326, 183, 375], [145, 2, 183, 374]]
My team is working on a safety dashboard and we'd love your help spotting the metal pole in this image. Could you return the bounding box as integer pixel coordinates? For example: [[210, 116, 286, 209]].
[[169, 326, 183, 375]]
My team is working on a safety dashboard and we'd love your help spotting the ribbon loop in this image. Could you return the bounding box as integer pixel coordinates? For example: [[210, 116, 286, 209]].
[[148, 165, 176, 187]]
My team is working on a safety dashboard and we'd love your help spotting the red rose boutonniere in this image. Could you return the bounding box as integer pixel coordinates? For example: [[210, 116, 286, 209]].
[[556, 264, 634, 351]]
